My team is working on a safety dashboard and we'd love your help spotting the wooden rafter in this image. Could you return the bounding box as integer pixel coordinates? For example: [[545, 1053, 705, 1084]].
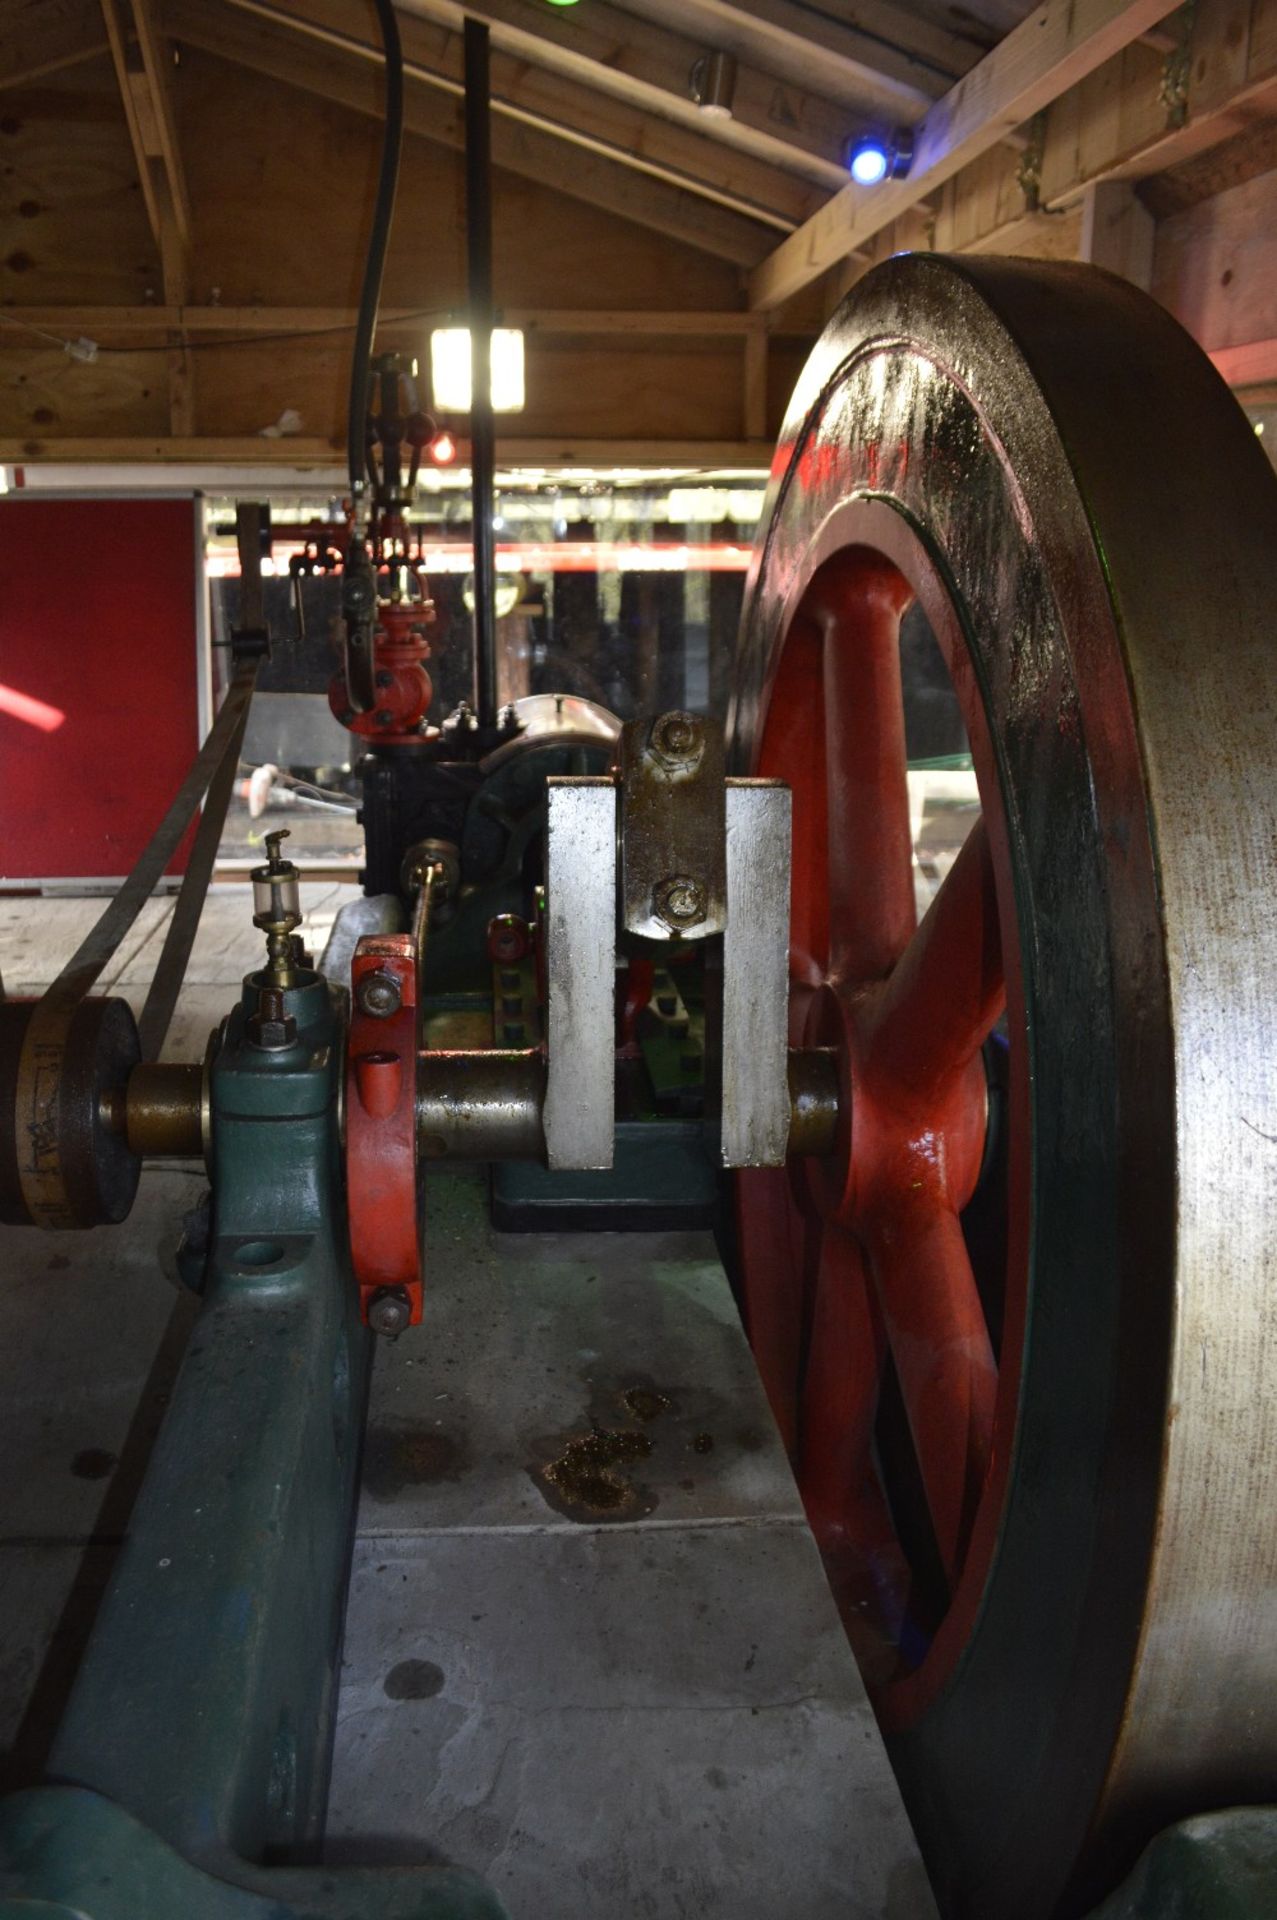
[[748, 0, 1181, 307], [211, 0, 821, 229], [396, 0, 862, 186], [0, 0, 108, 91], [100, 0, 190, 271], [99, 0, 193, 428], [174, 0, 783, 263], [630, 0, 979, 105]]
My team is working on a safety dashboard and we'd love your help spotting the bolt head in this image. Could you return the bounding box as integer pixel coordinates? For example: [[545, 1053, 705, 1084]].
[[649, 710, 704, 770], [356, 969, 403, 1018], [487, 913, 529, 964], [368, 1287, 412, 1338], [654, 873, 707, 930]]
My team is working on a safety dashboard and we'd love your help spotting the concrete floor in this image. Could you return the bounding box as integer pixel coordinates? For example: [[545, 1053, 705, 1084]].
[[0, 884, 936, 1920]]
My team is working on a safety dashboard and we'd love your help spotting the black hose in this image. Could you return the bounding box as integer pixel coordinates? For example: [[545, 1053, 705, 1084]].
[[346, 0, 405, 505]]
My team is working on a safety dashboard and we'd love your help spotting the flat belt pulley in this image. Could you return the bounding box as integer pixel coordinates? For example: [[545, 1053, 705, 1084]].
[[0, 994, 142, 1227], [729, 253, 1277, 1918]]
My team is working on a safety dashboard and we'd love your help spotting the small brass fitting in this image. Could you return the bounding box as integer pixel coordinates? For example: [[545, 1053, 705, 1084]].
[[251, 828, 303, 989]]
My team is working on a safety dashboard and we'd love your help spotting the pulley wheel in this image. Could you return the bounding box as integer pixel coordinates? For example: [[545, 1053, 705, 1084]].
[[729, 255, 1277, 1919], [0, 995, 142, 1227]]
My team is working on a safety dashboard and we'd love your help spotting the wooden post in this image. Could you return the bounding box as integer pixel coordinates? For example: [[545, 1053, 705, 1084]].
[[1080, 179, 1155, 288]]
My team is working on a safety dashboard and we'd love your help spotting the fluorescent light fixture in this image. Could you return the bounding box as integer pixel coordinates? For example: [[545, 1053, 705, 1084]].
[[430, 327, 526, 413]]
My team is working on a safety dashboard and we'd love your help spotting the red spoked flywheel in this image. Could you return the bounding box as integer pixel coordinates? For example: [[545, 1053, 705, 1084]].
[[731, 253, 1277, 1919]]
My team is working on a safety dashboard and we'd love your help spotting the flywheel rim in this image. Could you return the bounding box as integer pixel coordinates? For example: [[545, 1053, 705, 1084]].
[[729, 254, 1277, 1919]]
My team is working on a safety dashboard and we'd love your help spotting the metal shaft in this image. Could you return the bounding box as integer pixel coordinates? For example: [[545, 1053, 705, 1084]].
[[123, 1062, 205, 1159], [464, 16, 498, 733], [414, 1046, 839, 1163], [417, 1049, 546, 1160]]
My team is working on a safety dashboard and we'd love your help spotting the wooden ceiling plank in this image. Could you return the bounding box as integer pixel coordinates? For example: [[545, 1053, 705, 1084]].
[[396, 0, 860, 186], [748, 0, 1182, 307], [169, 1, 774, 265], [213, 0, 819, 227]]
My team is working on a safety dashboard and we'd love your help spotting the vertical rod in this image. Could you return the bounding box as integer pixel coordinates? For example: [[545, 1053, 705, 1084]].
[[464, 17, 498, 733]]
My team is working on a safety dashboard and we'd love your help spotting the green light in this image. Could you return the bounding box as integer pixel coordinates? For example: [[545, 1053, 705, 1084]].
[[543, 0, 580, 8]]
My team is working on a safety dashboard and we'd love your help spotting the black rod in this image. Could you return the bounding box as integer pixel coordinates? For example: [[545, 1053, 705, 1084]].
[[464, 16, 498, 732], [346, 0, 403, 508]]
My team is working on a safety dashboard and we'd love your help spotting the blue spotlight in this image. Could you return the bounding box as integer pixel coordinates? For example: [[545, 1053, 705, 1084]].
[[848, 129, 914, 185], [850, 138, 890, 186]]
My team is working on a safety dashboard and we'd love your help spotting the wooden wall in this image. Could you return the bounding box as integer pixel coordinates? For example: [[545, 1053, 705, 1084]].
[[2, 20, 1275, 460], [0, 48, 778, 453]]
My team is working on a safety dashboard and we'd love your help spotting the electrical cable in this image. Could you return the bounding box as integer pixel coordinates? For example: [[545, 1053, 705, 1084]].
[[347, 0, 405, 505], [104, 310, 446, 354], [0, 304, 450, 360], [0, 311, 71, 350]]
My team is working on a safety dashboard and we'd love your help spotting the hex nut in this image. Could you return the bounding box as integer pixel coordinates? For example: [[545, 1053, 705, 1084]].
[[648, 710, 704, 771], [368, 1286, 412, 1338], [487, 913, 529, 964], [356, 970, 403, 1018], [653, 873, 707, 930], [246, 986, 297, 1051]]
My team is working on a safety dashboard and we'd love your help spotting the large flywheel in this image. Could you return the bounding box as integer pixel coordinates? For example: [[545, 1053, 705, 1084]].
[[729, 254, 1277, 1919]]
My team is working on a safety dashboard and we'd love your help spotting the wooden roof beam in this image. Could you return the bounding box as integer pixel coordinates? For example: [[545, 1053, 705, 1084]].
[[396, 0, 872, 187], [0, 434, 774, 467], [633, 0, 977, 103], [100, 0, 191, 269], [0, 307, 782, 339], [214, 0, 822, 228], [172, 0, 776, 265], [100, 0, 193, 428], [749, 0, 1182, 309], [1, 0, 108, 90]]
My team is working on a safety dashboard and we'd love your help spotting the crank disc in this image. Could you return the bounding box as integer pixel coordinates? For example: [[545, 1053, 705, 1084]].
[[729, 255, 1277, 1918]]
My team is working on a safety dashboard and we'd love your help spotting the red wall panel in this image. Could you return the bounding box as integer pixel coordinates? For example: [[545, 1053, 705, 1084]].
[[0, 497, 201, 882]]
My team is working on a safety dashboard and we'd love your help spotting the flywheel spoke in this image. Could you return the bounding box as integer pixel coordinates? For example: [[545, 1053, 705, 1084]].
[[799, 1221, 894, 1555], [816, 556, 916, 984], [866, 1203, 997, 1583], [874, 814, 1005, 1101]]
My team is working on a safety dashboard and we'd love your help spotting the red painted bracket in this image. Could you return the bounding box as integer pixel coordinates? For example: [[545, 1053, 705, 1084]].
[[346, 933, 422, 1326]]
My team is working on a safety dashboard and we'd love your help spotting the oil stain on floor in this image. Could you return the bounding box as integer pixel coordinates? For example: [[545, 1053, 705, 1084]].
[[530, 1379, 680, 1522]]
